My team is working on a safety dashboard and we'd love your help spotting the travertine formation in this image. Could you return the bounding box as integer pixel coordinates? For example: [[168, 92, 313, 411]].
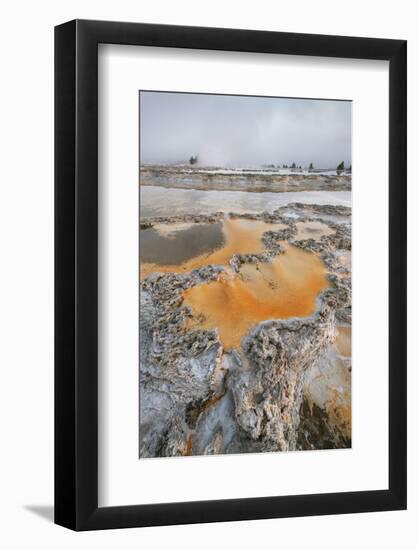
[[140, 165, 351, 193], [139, 203, 351, 457]]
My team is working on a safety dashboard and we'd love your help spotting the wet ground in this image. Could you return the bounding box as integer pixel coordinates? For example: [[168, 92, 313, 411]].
[[140, 186, 351, 218]]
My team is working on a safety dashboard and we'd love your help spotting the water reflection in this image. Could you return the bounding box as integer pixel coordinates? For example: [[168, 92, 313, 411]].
[[140, 186, 351, 218], [140, 218, 286, 279], [140, 222, 224, 266]]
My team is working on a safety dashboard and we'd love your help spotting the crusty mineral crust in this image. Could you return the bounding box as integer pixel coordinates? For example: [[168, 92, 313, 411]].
[[232, 290, 337, 452], [140, 165, 351, 194]]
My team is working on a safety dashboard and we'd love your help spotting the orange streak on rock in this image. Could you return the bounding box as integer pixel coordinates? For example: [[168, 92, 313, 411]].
[[184, 435, 193, 456]]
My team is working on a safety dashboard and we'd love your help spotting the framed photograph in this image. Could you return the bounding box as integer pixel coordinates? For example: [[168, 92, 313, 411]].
[[55, 20, 407, 530]]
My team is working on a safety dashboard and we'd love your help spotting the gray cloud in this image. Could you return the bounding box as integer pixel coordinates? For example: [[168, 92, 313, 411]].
[[140, 91, 351, 168]]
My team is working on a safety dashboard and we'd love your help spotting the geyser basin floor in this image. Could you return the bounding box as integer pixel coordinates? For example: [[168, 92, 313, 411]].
[[139, 207, 352, 457], [183, 245, 330, 350]]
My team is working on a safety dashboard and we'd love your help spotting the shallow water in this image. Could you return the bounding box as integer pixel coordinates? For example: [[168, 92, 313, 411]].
[[183, 245, 329, 350], [140, 218, 286, 279], [140, 222, 224, 266], [295, 221, 335, 241], [140, 186, 351, 218], [141, 217, 330, 350]]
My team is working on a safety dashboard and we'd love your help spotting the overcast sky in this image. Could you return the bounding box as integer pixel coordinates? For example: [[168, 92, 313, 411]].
[[140, 91, 351, 168]]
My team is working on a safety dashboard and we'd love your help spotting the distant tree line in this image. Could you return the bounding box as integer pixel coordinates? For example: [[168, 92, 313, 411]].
[[280, 163, 303, 169], [186, 155, 351, 172]]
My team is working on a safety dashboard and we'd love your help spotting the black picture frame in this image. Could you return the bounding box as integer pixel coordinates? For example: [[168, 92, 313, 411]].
[[55, 19, 407, 531]]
